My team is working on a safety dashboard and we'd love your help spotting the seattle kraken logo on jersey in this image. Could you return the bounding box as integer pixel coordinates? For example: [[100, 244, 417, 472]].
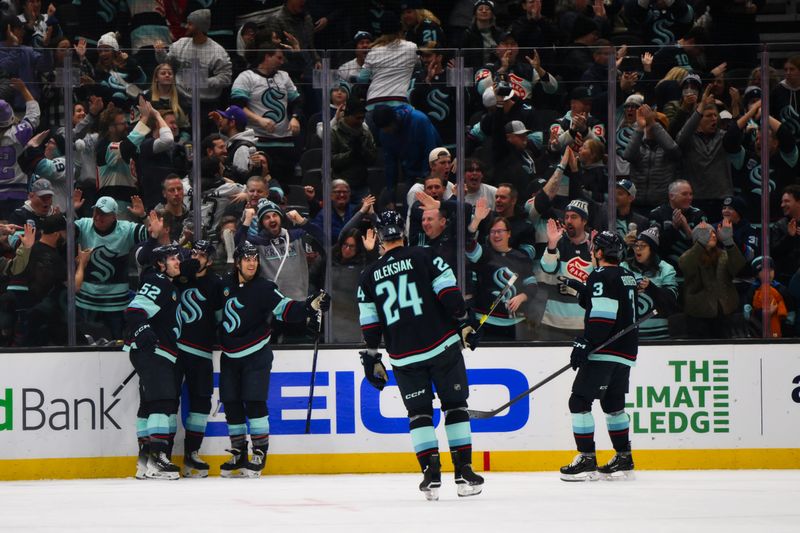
[[88, 246, 116, 283], [180, 288, 207, 325], [637, 291, 654, 316], [748, 163, 775, 197], [262, 87, 287, 124], [616, 126, 634, 155], [492, 268, 517, 302], [426, 89, 450, 122], [779, 106, 800, 139], [223, 297, 245, 333]]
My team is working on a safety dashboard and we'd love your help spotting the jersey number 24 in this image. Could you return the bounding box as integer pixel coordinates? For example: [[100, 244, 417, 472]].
[[374, 274, 423, 326]]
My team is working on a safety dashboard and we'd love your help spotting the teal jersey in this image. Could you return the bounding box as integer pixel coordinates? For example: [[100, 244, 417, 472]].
[[620, 260, 678, 340], [75, 218, 148, 312]]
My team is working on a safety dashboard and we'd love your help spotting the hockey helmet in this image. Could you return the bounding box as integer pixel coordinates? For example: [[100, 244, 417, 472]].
[[192, 239, 216, 256], [593, 230, 624, 260], [151, 244, 182, 266], [375, 210, 404, 243], [233, 241, 259, 262]]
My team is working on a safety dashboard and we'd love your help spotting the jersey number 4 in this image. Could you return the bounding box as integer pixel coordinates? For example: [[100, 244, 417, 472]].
[[375, 274, 423, 326]]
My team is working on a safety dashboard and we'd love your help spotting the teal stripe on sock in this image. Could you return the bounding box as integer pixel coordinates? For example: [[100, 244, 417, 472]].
[[445, 421, 472, 448], [169, 414, 177, 433], [136, 417, 147, 438], [228, 423, 247, 436], [410, 426, 438, 454], [606, 412, 629, 432], [249, 415, 270, 435], [186, 412, 208, 434], [571, 412, 595, 435], [147, 413, 171, 437]]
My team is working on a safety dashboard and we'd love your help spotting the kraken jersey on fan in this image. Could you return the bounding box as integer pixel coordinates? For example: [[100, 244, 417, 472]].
[[358, 247, 466, 367], [123, 271, 182, 363], [175, 273, 225, 359], [466, 245, 537, 327], [582, 265, 638, 366], [75, 218, 148, 312], [231, 69, 300, 144], [540, 237, 593, 331]]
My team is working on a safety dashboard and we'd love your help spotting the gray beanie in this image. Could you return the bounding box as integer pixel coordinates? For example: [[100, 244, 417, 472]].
[[637, 226, 659, 249], [188, 9, 211, 34], [692, 225, 713, 246]]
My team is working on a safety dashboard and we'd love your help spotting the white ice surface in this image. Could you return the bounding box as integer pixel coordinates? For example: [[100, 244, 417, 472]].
[[2, 471, 799, 532]]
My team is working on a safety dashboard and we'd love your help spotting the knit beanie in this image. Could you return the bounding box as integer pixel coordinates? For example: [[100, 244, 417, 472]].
[[257, 199, 284, 222], [692, 224, 713, 246], [188, 9, 211, 34], [637, 226, 659, 249]]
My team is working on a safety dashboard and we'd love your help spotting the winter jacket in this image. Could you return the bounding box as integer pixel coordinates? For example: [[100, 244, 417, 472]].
[[679, 241, 746, 318], [330, 118, 377, 190], [675, 110, 733, 201], [378, 104, 441, 189], [622, 123, 681, 210]]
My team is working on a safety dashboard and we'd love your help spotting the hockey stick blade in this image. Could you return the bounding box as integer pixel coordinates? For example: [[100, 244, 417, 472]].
[[477, 272, 519, 330], [467, 309, 657, 419]]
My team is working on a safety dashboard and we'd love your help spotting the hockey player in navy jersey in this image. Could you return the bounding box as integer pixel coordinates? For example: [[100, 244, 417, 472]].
[[174, 240, 224, 478], [124, 245, 184, 480], [357, 211, 484, 501], [559, 231, 638, 482], [216, 242, 329, 478]]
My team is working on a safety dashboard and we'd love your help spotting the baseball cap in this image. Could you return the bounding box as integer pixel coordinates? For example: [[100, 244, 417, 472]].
[[497, 30, 517, 44], [505, 120, 531, 135], [428, 147, 451, 164], [214, 105, 247, 131], [92, 196, 118, 214], [751, 255, 774, 272], [353, 30, 373, 43], [569, 86, 592, 101], [40, 213, 67, 234], [616, 179, 637, 199], [30, 179, 54, 197], [719, 110, 733, 120]]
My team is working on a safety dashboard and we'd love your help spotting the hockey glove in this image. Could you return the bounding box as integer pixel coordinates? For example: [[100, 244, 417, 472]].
[[458, 313, 483, 351], [557, 276, 587, 297], [359, 349, 388, 390], [305, 291, 331, 316], [570, 337, 592, 370], [133, 323, 158, 353]]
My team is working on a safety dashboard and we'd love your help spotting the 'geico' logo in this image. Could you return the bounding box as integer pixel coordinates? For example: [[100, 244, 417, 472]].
[[404, 389, 426, 400]]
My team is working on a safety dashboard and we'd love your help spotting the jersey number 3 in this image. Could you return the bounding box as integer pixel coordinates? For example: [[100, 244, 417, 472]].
[[375, 274, 423, 325]]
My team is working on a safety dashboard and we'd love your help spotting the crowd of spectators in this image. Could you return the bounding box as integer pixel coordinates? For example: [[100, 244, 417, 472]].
[[0, 0, 798, 347]]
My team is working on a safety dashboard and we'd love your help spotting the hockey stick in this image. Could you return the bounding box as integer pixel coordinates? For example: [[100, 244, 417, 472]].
[[467, 309, 657, 419], [475, 272, 519, 332], [112, 369, 136, 398], [304, 304, 325, 434]]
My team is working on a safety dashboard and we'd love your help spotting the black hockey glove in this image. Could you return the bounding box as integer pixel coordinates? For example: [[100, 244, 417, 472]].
[[557, 276, 587, 297], [570, 337, 592, 370], [133, 323, 158, 353], [359, 350, 388, 390], [457, 313, 483, 351], [305, 291, 331, 316]]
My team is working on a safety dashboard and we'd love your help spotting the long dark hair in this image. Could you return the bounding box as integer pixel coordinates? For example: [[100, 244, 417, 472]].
[[333, 228, 365, 265]]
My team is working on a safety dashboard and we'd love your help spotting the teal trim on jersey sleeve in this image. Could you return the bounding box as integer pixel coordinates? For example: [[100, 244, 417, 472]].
[[588, 353, 636, 367], [358, 302, 379, 325], [272, 297, 292, 322], [589, 296, 618, 320], [128, 293, 161, 318], [431, 269, 457, 294], [469, 121, 486, 142], [356, 68, 372, 84], [5, 285, 28, 292], [445, 421, 472, 448], [390, 333, 460, 367], [540, 250, 559, 273], [410, 426, 438, 454], [223, 336, 270, 358], [571, 412, 595, 435], [484, 314, 524, 327], [231, 88, 250, 100], [466, 243, 482, 263], [782, 144, 799, 167], [519, 244, 536, 261], [176, 342, 213, 359], [288, 90, 300, 102]]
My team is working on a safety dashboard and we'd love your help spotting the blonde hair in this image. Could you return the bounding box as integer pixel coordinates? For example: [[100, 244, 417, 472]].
[[662, 67, 689, 83], [150, 63, 188, 127]]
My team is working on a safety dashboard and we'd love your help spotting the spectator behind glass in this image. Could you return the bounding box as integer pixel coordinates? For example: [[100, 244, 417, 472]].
[[622, 103, 680, 215], [401, 1, 444, 49], [145, 63, 190, 130], [0, 81, 39, 219], [308, 179, 358, 245], [461, 0, 502, 70], [648, 179, 707, 274], [619, 227, 678, 340], [624, 0, 693, 46], [745, 256, 793, 339], [357, 16, 418, 112], [330, 227, 375, 343], [678, 220, 746, 340], [463, 158, 496, 211], [770, 55, 800, 146], [93, 31, 147, 98], [0, 15, 51, 109], [330, 98, 377, 203], [337, 30, 373, 85], [769, 185, 800, 286]]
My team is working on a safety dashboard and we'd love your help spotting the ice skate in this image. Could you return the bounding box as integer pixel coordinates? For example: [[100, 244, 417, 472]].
[[145, 451, 180, 480], [182, 451, 209, 478], [244, 449, 267, 478], [220, 448, 250, 478], [135, 442, 149, 480], [419, 453, 442, 501], [598, 453, 635, 481], [454, 463, 484, 497], [560, 453, 599, 482]]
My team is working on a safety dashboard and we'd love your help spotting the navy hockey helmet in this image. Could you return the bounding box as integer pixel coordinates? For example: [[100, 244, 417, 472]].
[[593, 230, 624, 260], [375, 210, 404, 243], [151, 244, 182, 266], [233, 241, 259, 262], [193, 239, 216, 256]]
